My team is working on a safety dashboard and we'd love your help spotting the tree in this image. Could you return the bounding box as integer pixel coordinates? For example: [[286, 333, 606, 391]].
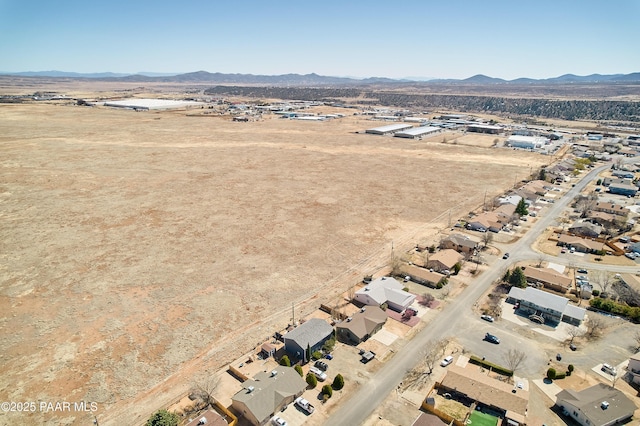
[[594, 271, 615, 297], [453, 262, 462, 275], [536, 253, 546, 268], [515, 198, 528, 216], [190, 375, 220, 409], [566, 326, 585, 345], [538, 168, 547, 181], [503, 349, 527, 376], [502, 269, 512, 283], [546, 368, 557, 380], [294, 365, 304, 377], [585, 316, 606, 340], [146, 410, 179, 426], [306, 372, 317, 388], [482, 232, 494, 248], [419, 292, 435, 307], [332, 374, 344, 390], [321, 384, 333, 398], [508, 267, 527, 288], [280, 355, 291, 367]]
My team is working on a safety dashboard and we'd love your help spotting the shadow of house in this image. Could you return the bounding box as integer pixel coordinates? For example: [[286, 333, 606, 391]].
[[336, 306, 387, 345]]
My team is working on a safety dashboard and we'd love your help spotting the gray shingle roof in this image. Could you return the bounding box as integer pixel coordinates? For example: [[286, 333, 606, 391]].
[[284, 318, 333, 349]]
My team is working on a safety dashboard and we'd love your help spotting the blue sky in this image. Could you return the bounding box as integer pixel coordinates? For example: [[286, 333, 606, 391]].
[[1, 0, 639, 80]]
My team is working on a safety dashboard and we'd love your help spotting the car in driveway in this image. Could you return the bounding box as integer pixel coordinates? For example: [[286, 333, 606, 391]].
[[502, 252, 510, 259], [577, 269, 588, 274], [271, 415, 287, 426], [440, 355, 454, 367], [602, 363, 617, 375], [481, 314, 494, 322], [484, 333, 500, 344]]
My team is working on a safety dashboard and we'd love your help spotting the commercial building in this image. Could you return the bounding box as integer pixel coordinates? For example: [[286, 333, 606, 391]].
[[394, 126, 441, 139], [365, 123, 413, 135], [506, 135, 547, 150], [103, 98, 203, 110]]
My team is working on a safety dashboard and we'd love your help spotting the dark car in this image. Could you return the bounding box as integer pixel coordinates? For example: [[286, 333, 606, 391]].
[[503, 253, 510, 259], [484, 333, 500, 344], [577, 269, 588, 274], [314, 360, 328, 371]]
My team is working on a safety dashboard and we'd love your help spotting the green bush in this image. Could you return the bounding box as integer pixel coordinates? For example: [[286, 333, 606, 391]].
[[146, 410, 179, 426], [279, 355, 291, 367], [436, 282, 443, 289], [547, 368, 556, 380], [312, 351, 323, 360], [322, 384, 333, 398], [566, 370, 571, 376], [592, 289, 600, 296], [555, 372, 566, 379], [468, 355, 513, 376], [568, 364, 575, 372], [306, 373, 317, 388], [332, 374, 344, 390], [294, 365, 303, 377]]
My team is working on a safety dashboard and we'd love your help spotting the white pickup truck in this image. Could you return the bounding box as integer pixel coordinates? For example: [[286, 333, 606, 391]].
[[295, 397, 315, 414]]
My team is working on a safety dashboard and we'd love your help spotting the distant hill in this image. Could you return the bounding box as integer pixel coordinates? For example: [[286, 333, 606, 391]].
[[1, 70, 639, 85]]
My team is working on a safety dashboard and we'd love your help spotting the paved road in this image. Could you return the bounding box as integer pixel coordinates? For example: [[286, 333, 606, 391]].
[[327, 160, 638, 425]]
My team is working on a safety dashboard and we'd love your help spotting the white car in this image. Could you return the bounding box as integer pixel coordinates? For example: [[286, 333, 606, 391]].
[[309, 366, 327, 381], [271, 415, 287, 426], [601, 363, 617, 375], [481, 314, 494, 322], [440, 355, 454, 367]]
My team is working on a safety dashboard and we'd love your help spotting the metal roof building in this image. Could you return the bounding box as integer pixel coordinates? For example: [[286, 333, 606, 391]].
[[365, 123, 413, 135], [394, 126, 441, 139], [103, 98, 203, 110]]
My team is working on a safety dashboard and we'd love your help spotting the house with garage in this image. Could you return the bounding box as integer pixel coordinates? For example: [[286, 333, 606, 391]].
[[594, 202, 628, 216], [568, 220, 603, 238], [507, 286, 586, 326], [557, 234, 605, 253], [283, 318, 334, 362], [612, 170, 635, 179], [425, 249, 463, 273], [440, 233, 479, 255], [466, 212, 502, 233], [336, 305, 387, 344], [354, 276, 416, 312], [586, 210, 619, 227], [555, 383, 636, 426], [627, 352, 640, 385], [231, 367, 307, 425], [399, 264, 447, 288], [521, 266, 573, 294], [436, 365, 529, 426], [608, 182, 638, 197]]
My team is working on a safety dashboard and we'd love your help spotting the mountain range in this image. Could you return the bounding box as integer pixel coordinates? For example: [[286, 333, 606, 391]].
[[2, 70, 639, 85]]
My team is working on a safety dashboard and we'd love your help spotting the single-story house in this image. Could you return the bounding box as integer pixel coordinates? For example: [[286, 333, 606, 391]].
[[568, 221, 603, 238], [467, 212, 502, 233], [399, 264, 447, 287], [608, 183, 638, 197], [336, 305, 387, 344], [555, 383, 636, 426], [437, 365, 529, 425], [602, 177, 632, 187], [231, 367, 307, 425], [586, 210, 619, 227], [440, 233, 479, 255], [618, 273, 640, 293], [426, 249, 463, 273], [611, 170, 635, 179], [557, 234, 605, 253], [594, 202, 628, 216], [521, 266, 573, 294], [507, 286, 586, 326], [354, 277, 416, 312], [283, 318, 334, 362]]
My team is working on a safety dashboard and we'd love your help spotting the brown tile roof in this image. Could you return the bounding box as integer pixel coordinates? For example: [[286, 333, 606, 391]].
[[428, 249, 463, 269], [522, 267, 572, 290], [439, 365, 529, 416], [557, 234, 605, 251], [400, 264, 446, 284], [336, 306, 387, 340], [185, 409, 229, 426]]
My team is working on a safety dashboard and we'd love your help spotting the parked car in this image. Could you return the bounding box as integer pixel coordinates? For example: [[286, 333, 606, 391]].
[[314, 360, 328, 371], [484, 333, 500, 344], [481, 314, 494, 322], [309, 366, 327, 381], [295, 397, 315, 414], [324, 353, 333, 360], [440, 355, 454, 367], [601, 363, 617, 375], [271, 415, 287, 426], [577, 269, 588, 274], [502, 253, 510, 259]]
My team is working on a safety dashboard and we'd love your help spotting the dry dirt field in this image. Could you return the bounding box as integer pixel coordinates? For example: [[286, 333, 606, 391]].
[[0, 93, 548, 425]]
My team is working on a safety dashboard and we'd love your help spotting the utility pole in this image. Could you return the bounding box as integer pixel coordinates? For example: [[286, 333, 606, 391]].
[[292, 302, 295, 326], [483, 190, 487, 211]]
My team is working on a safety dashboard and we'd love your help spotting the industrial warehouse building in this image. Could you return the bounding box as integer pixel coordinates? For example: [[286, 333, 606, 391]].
[[506, 135, 547, 150], [103, 98, 203, 110], [466, 124, 503, 134], [394, 126, 441, 139], [365, 123, 413, 135]]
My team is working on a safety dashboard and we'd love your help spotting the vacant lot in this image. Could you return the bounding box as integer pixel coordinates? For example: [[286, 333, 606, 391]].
[[0, 101, 546, 424]]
